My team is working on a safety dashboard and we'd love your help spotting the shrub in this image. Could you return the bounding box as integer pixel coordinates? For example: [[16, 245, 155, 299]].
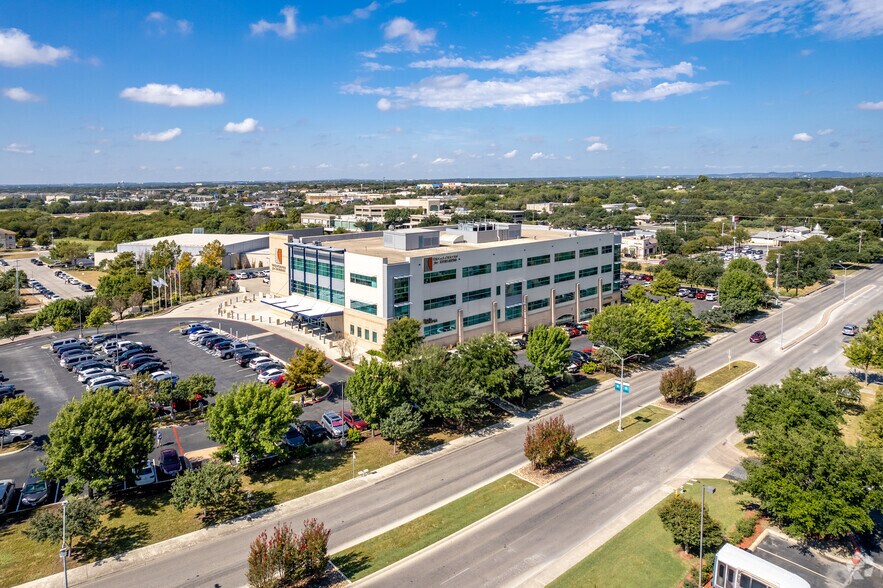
[[580, 361, 598, 375], [729, 514, 759, 544], [659, 365, 697, 403], [246, 520, 331, 586], [523, 415, 577, 470], [658, 495, 723, 555], [346, 427, 362, 444]]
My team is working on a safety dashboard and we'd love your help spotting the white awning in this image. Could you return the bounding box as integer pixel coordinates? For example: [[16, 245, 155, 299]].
[[262, 295, 344, 318]]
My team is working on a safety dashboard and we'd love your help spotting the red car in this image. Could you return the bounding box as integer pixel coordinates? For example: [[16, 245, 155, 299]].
[[749, 330, 767, 343], [269, 373, 287, 388], [695, 290, 706, 300], [340, 410, 368, 431]]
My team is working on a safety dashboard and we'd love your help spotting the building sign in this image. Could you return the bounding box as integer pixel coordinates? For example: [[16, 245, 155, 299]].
[[425, 254, 460, 271], [271, 247, 286, 272]]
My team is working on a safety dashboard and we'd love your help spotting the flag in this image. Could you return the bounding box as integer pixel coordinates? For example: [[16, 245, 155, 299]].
[[159, 278, 168, 287], [151, 278, 160, 287]]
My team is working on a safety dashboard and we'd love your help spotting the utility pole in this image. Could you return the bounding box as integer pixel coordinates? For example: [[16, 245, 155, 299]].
[[14, 259, 20, 299], [794, 249, 802, 287], [858, 230, 864, 253], [774, 253, 781, 293]]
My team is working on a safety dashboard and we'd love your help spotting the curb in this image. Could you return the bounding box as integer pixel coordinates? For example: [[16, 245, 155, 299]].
[[0, 440, 34, 457]]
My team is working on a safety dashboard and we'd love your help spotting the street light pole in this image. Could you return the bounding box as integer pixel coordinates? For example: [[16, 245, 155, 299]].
[[60, 499, 69, 588], [698, 484, 716, 587], [597, 345, 647, 432]]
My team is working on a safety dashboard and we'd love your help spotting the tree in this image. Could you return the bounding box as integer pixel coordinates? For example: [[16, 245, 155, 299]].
[[337, 335, 358, 361], [0, 290, 23, 319], [523, 415, 577, 470], [105, 251, 136, 275], [148, 239, 180, 271], [718, 268, 767, 316], [590, 303, 669, 357], [860, 392, 883, 447], [379, 403, 423, 454], [206, 383, 300, 464], [26, 497, 103, 549], [0, 318, 29, 341], [659, 366, 697, 403], [383, 208, 413, 228], [658, 230, 683, 255], [518, 364, 548, 406], [284, 345, 331, 390], [772, 238, 830, 294], [658, 495, 723, 555], [526, 324, 572, 379], [737, 425, 883, 539], [128, 290, 144, 313], [345, 358, 406, 429], [727, 257, 767, 279], [199, 239, 226, 268], [844, 331, 883, 384], [43, 387, 154, 494], [53, 316, 74, 333], [623, 283, 649, 304], [649, 269, 680, 297], [170, 460, 243, 521], [0, 394, 39, 431], [85, 305, 111, 333], [175, 373, 217, 403], [32, 298, 95, 330], [247, 520, 331, 587], [381, 317, 423, 361], [0, 268, 28, 291], [50, 240, 88, 265], [176, 251, 194, 273], [456, 333, 520, 400]]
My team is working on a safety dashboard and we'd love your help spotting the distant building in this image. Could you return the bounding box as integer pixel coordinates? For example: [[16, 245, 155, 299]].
[[620, 232, 658, 259], [749, 224, 829, 247], [601, 203, 639, 212], [0, 228, 16, 249], [525, 202, 565, 214]]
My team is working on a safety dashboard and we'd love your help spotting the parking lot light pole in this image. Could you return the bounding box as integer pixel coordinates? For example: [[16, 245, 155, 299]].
[[597, 345, 647, 432], [698, 484, 716, 587], [60, 499, 69, 588], [832, 261, 851, 300]]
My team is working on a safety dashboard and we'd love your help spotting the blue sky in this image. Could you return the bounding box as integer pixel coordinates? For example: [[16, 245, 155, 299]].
[[1, 0, 882, 183]]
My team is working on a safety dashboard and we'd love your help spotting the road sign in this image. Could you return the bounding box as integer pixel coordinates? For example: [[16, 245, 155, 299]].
[[623, 383, 630, 394], [614, 380, 631, 394]]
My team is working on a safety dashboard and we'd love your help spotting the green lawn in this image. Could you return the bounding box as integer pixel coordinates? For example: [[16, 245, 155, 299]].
[[332, 474, 536, 581], [577, 405, 673, 461], [550, 478, 747, 588], [694, 361, 757, 398], [54, 238, 114, 253]]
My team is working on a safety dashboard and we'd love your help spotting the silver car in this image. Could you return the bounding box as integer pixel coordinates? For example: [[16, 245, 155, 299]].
[[320, 411, 348, 438]]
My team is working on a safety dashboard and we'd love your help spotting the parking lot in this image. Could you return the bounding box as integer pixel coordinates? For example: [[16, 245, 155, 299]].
[[0, 316, 351, 514], [0, 254, 96, 301]]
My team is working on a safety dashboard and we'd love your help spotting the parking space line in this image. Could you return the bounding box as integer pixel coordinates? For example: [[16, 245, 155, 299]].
[[754, 546, 830, 579], [172, 426, 185, 455]]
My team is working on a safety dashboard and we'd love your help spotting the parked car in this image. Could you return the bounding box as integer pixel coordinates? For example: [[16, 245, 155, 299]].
[[258, 368, 285, 384], [695, 290, 707, 300], [249, 356, 275, 370], [281, 426, 306, 449], [182, 324, 210, 336], [0, 428, 27, 444], [842, 324, 859, 336], [84, 371, 127, 385], [78, 367, 114, 383], [268, 373, 287, 388], [297, 420, 328, 444], [133, 460, 157, 486], [749, 330, 767, 343], [235, 350, 267, 367], [705, 292, 717, 301], [341, 410, 368, 431], [117, 347, 147, 362], [0, 382, 17, 399], [150, 371, 179, 385], [88, 375, 130, 390], [20, 467, 49, 507], [134, 361, 166, 375], [0, 479, 14, 513], [189, 329, 214, 341], [158, 449, 183, 476], [51, 338, 82, 352], [223, 341, 258, 359], [126, 355, 160, 370], [320, 411, 348, 438]]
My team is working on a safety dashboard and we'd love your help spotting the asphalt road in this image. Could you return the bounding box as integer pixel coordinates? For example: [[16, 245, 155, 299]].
[[75, 266, 883, 588], [20, 258, 94, 300]]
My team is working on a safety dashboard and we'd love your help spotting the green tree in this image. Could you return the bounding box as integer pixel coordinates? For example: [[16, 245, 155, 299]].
[[727, 257, 767, 279], [718, 268, 767, 316], [43, 387, 154, 494], [53, 316, 74, 333], [105, 251, 136, 274], [737, 425, 883, 539], [659, 366, 697, 403], [174, 373, 217, 402], [649, 269, 680, 297], [623, 283, 649, 304], [772, 238, 830, 294], [148, 239, 180, 271], [176, 251, 194, 273], [247, 520, 331, 587], [0, 317, 29, 341], [170, 460, 243, 521], [0, 268, 28, 290], [590, 303, 670, 357], [50, 240, 88, 265], [456, 333, 520, 400], [383, 208, 414, 227], [0, 290, 23, 319], [345, 358, 407, 429], [844, 331, 883, 385], [379, 403, 423, 454], [658, 495, 723, 555], [0, 394, 39, 432], [656, 297, 704, 344], [199, 239, 226, 268], [517, 364, 548, 406], [26, 498, 103, 549], [85, 305, 112, 333], [525, 324, 572, 379], [860, 392, 883, 447], [381, 317, 424, 361], [206, 383, 300, 464], [523, 415, 577, 470], [284, 345, 331, 390]]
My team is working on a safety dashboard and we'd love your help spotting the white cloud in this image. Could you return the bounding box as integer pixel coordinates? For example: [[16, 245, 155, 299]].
[[584, 135, 602, 142], [792, 132, 814, 142], [503, 149, 518, 159], [352, 2, 380, 20], [814, 0, 883, 38], [3, 87, 40, 102], [145, 12, 192, 35], [251, 6, 298, 39], [120, 83, 224, 107], [317, 163, 332, 169], [376, 98, 393, 111], [3, 143, 33, 154], [92, 149, 101, 155], [177, 20, 193, 34], [857, 100, 883, 110], [530, 152, 556, 160], [357, 162, 370, 168], [134, 128, 182, 142], [382, 17, 436, 52], [432, 157, 454, 164], [224, 118, 260, 133], [611, 81, 723, 102], [817, 128, 833, 135], [0, 28, 72, 67], [146, 11, 165, 22], [586, 142, 609, 152], [261, 166, 272, 171], [364, 61, 394, 72], [800, 48, 814, 56]]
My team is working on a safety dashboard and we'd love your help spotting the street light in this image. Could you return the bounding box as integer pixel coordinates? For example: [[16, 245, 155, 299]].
[[698, 484, 716, 587], [596, 345, 648, 432], [60, 499, 69, 588], [832, 261, 852, 300]]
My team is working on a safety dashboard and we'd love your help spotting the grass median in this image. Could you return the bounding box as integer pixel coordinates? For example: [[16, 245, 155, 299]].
[[577, 405, 674, 461], [332, 474, 536, 581], [693, 361, 756, 398]]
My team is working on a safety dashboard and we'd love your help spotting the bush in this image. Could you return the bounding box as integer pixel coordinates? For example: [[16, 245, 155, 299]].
[[247, 520, 331, 587], [659, 366, 697, 403], [624, 261, 642, 271], [523, 415, 577, 470], [580, 361, 598, 375], [346, 427, 362, 444], [729, 514, 759, 544], [659, 495, 723, 555]]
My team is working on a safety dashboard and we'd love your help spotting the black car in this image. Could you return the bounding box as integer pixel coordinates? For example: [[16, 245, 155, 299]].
[[234, 350, 265, 367], [297, 420, 328, 444], [134, 361, 165, 375], [281, 426, 306, 448], [205, 337, 230, 350], [116, 347, 147, 362], [21, 467, 49, 508]]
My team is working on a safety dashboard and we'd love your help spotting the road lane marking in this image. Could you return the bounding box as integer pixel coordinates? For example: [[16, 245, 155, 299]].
[[754, 546, 830, 579], [439, 566, 471, 585]]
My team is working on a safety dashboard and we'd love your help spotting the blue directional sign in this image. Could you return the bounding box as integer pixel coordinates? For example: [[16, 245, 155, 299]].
[[614, 380, 631, 394]]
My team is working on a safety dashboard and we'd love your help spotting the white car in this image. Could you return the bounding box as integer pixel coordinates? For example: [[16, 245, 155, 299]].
[[705, 292, 717, 301], [88, 375, 130, 391], [258, 368, 285, 384], [0, 428, 27, 444], [249, 356, 274, 370], [133, 460, 157, 486], [150, 371, 179, 385], [78, 367, 113, 383], [189, 330, 213, 342]]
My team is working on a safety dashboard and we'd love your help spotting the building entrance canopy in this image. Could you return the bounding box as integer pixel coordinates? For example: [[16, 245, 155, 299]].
[[262, 294, 344, 319]]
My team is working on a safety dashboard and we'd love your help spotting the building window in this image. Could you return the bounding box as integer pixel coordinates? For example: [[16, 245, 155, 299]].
[[424, 295, 457, 310], [424, 269, 457, 284], [527, 276, 550, 289], [613, 282, 621, 292], [579, 286, 598, 298], [580, 247, 599, 257], [527, 298, 550, 311], [462, 288, 492, 303], [505, 304, 523, 321], [394, 304, 410, 318], [554, 271, 575, 284], [554, 251, 576, 262], [579, 267, 598, 278], [614, 249, 621, 262], [496, 285, 501, 296], [601, 245, 614, 254], [497, 259, 523, 272], [424, 320, 457, 337], [602, 283, 612, 292], [462, 264, 491, 277], [350, 324, 354, 335], [351, 300, 378, 315], [357, 326, 362, 337], [463, 312, 491, 327], [350, 273, 377, 287], [527, 254, 551, 267], [393, 276, 410, 304], [505, 281, 523, 297], [555, 292, 575, 304], [372, 331, 377, 343], [601, 264, 613, 274]]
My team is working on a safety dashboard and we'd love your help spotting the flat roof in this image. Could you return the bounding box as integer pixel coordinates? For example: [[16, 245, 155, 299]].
[[299, 227, 606, 263], [119, 233, 267, 248]]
